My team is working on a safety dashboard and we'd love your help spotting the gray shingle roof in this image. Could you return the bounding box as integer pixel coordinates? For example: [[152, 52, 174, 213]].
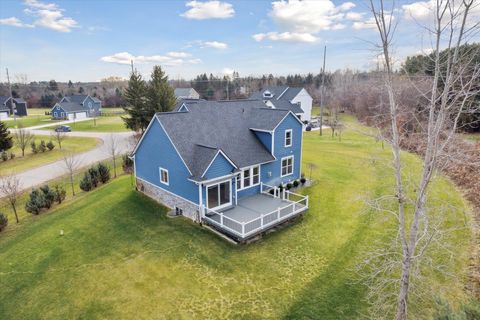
[[152, 100, 292, 180], [13, 98, 26, 104], [56, 102, 89, 112], [0, 96, 10, 105], [64, 95, 88, 104], [249, 86, 305, 114]]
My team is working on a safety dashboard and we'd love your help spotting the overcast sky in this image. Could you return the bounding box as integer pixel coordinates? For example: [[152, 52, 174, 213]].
[[0, 0, 479, 82]]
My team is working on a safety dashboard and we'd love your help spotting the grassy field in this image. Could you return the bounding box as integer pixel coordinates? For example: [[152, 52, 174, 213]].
[[5, 114, 61, 129], [39, 116, 129, 132], [0, 135, 99, 175], [0, 117, 472, 319]]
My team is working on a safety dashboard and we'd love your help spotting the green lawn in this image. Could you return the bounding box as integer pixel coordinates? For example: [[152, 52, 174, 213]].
[[0, 135, 99, 175], [5, 114, 61, 129], [462, 133, 480, 142], [40, 116, 130, 132], [0, 118, 472, 319]]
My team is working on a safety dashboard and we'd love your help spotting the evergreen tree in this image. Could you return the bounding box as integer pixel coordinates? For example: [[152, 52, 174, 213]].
[[147, 65, 176, 114], [122, 70, 148, 132], [0, 122, 13, 151]]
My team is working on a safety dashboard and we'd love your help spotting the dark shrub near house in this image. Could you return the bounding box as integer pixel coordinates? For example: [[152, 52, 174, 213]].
[[40, 185, 56, 209], [46, 140, 55, 151], [286, 183, 293, 190], [80, 172, 93, 191], [0, 213, 7, 232], [88, 167, 99, 188], [122, 154, 133, 173], [97, 163, 110, 183], [53, 184, 66, 204], [31, 141, 37, 154], [25, 189, 46, 215], [300, 177, 306, 184], [39, 140, 46, 153], [293, 180, 299, 188]]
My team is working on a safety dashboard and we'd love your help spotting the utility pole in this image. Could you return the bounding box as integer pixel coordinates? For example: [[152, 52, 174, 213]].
[[6, 68, 17, 127], [319, 45, 327, 136]]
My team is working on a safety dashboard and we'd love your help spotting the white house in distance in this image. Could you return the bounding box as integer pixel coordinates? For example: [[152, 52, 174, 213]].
[[250, 86, 313, 122], [174, 88, 200, 100]]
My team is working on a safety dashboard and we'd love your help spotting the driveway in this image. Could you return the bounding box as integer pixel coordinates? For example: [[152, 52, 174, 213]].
[[5, 129, 136, 194], [25, 117, 91, 130]]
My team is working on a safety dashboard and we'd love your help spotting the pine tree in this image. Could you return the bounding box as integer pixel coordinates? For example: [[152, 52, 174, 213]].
[[0, 121, 13, 152], [122, 70, 148, 132], [147, 65, 176, 114]]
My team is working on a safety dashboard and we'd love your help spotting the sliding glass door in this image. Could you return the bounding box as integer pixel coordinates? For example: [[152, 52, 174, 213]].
[[207, 180, 231, 210]]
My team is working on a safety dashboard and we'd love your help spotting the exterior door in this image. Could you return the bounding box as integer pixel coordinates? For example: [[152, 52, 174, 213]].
[[207, 180, 231, 210]]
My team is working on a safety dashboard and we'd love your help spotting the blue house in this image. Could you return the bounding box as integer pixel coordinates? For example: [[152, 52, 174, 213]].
[[51, 95, 102, 120], [132, 99, 308, 241]]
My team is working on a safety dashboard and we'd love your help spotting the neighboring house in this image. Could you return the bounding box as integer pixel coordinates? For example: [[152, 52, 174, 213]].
[[250, 86, 313, 122], [132, 99, 309, 242], [0, 96, 28, 119], [174, 88, 200, 100], [51, 95, 101, 120]]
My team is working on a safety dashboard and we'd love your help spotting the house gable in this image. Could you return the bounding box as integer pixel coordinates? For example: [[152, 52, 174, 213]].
[[202, 151, 236, 180], [135, 118, 199, 203]]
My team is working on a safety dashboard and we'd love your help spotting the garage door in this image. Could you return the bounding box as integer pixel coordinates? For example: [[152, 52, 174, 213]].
[[0, 112, 9, 120], [75, 112, 87, 119], [67, 113, 75, 120]]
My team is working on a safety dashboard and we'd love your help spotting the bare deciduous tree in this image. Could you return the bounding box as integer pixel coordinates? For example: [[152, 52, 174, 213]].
[[52, 130, 66, 150], [364, 0, 480, 319], [13, 127, 34, 157], [0, 174, 21, 223], [62, 153, 79, 196], [106, 134, 120, 178]]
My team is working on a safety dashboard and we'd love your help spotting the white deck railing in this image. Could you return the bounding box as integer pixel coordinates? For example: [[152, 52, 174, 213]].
[[203, 184, 308, 239]]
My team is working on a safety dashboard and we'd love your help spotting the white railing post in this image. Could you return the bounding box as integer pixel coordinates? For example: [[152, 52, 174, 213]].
[[220, 212, 224, 226], [306, 195, 309, 208], [282, 189, 285, 200], [260, 181, 263, 193], [277, 207, 280, 219], [261, 214, 264, 227]]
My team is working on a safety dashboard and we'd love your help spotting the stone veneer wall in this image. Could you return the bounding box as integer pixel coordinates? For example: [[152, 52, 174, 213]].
[[136, 178, 199, 221]]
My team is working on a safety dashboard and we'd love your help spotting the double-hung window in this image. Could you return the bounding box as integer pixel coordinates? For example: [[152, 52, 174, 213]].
[[281, 156, 294, 176], [285, 129, 292, 147], [237, 165, 260, 190], [159, 167, 169, 185]]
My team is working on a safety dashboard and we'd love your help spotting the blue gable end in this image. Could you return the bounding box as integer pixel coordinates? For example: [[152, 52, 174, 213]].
[[203, 152, 235, 180], [52, 105, 66, 118], [135, 118, 199, 204], [261, 113, 302, 187]]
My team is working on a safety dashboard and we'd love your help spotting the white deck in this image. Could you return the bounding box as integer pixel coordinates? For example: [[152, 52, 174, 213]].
[[202, 187, 308, 240]]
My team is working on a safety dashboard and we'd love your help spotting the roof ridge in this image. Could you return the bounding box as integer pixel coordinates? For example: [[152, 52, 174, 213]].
[[195, 143, 218, 150]]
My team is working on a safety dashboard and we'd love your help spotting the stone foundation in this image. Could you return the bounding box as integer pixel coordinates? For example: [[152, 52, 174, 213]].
[[136, 178, 199, 221]]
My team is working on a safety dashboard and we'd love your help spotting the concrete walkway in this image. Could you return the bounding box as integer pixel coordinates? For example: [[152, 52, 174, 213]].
[[4, 129, 135, 194]]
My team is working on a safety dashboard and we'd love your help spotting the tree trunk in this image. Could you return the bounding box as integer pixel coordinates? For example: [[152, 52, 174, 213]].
[[396, 254, 411, 320], [113, 158, 117, 178], [21, 147, 25, 157], [70, 175, 75, 196], [11, 203, 19, 223]]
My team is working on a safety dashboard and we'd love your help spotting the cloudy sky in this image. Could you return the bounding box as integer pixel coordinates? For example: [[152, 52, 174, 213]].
[[0, 0, 478, 82]]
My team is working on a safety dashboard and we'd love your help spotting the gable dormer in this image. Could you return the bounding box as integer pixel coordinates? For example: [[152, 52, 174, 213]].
[[263, 90, 273, 99]]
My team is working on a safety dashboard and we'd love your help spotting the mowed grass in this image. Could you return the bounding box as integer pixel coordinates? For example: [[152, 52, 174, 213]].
[[0, 135, 99, 175], [0, 117, 472, 319], [40, 116, 129, 132], [5, 113, 61, 129]]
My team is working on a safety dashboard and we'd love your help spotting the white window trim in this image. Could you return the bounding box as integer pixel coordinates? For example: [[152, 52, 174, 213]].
[[284, 129, 292, 147], [281, 156, 294, 177], [159, 167, 169, 186], [236, 165, 261, 191], [206, 179, 232, 210]]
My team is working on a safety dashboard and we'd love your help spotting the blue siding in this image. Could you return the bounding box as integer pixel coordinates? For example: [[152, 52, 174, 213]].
[[253, 130, 273, 153], [203, 153, 235, 180], [135, 119, 199, 204], [52, 105, 67, 119], [261, 113, 302, 187], [237, 184, 261, 198], [84, 96, 101, 114]]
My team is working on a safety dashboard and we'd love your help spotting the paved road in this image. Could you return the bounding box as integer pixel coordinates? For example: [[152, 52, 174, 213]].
[[5, 129, 135, 194], [24, 117, 91, 130]]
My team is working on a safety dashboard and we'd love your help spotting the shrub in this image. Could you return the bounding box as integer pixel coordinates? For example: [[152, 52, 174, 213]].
[[25, 189, 46, 215], [278, 184, 284, 191], [46, 140, 55, 151], [40, 185, 56, 209], [79, 173, 93, 191], [1, 151, 7, 161], [286, 183, 293, 190], [88, 167, 99, 188], [269, 189, 275, 195], [122, 154, 133, 173], [300, 177, 307, 184], [39, 140, 46, 153], [97, 162, 110, 183], [31, 141, 38, 154], [53, 184, 66, 204], [10, 152, 15, 159], [293, 180, 299, 187], [0, 213, 8, 232]]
